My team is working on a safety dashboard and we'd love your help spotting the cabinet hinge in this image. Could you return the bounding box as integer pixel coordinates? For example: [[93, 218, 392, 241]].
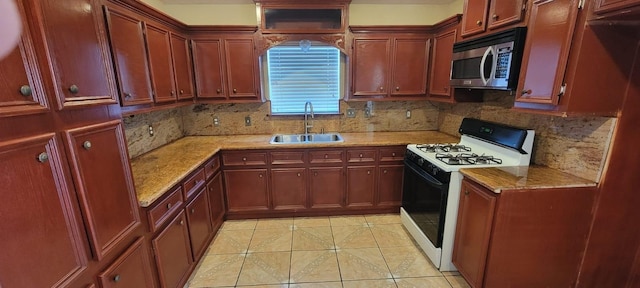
[[558, 83, 567, 99], [578, 0, 585, 9], [522, 3, 526, 11]]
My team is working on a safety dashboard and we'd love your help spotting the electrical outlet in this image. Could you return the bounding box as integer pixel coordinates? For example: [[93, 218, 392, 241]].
[[406, 110, 411, 119], [213, 116, 220, 127], [148, 124, 154, 136], [346, 108, 356, 118], [364, 107, 371, 118], [245, 116, 252, 126]]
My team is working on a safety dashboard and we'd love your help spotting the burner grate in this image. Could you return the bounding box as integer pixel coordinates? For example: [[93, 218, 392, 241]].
[[435, 153, 503, 166]]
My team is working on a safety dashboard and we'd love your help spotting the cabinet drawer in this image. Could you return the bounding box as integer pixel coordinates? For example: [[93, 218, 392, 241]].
[[223, 152, 268, 166], [309, 150, 344, 165], [148, 186, 184, 232], [347, 149, 377, 163], [204, 155, 220, 180], [379, 147, 405, 162], [184, 168, 206, 200], [98, 237, 154, 288], [271, 151, 306, 165]]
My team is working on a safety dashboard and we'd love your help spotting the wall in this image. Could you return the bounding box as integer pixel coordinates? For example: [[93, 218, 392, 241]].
[[123, 107, 185, 158], [437, 91, 616, 182], [139, 0, 464, 25], [182, 100, 439, 135]]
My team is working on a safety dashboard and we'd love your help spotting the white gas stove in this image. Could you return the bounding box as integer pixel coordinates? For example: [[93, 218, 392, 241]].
[[401, 118, 534, 271]]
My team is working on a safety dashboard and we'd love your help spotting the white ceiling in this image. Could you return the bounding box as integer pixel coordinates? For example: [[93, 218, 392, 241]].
[[161, 0, 455, 4]]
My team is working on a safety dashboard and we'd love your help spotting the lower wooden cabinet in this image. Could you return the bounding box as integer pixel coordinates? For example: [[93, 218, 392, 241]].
[[186, 187, 213, 261], [346, 166, 376, 208], [453, 178, 597, 287], [98, 237, 154, 288], [377, 165, 404, 206], [152, 211, 192, 288], [309, 167, 346, 209], [207, 171, 225, 232], [271, 168, 307, 210], [224, 169, 270, 212]]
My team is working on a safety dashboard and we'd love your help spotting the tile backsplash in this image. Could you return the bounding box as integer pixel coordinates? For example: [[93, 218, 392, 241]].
[[437, 91, 616, 182]]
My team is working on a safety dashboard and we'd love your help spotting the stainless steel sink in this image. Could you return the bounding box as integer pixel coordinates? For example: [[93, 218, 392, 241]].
[[269, 133, 344, 144]]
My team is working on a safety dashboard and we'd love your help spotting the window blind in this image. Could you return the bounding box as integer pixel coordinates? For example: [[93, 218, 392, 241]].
[[267, 42, 340, 115]]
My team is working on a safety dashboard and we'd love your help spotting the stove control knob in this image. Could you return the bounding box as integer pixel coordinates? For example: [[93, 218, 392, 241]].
[[432, 168, 439, 175], [417, 158, 424, 165]]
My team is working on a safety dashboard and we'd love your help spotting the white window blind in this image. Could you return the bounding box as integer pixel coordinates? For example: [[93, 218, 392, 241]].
[[267, 42, 340, 115]]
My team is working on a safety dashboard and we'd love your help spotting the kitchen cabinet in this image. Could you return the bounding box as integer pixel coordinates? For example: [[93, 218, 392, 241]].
[[186, 187, 213, 261], [64, 120, 141, 260], [207, 171, 225, 232], [104, 6, 154, 106], [428, 24, 458, 102], [170, 33, 195, 100], [453, 178, 597, 287], [514, 0, 634, 115], [346, 166, 376, 207], [310, 167, 345, 209], [350, 28, 430, 100], [0, 133, 88, 287], [0, 0, 47, 117], [461, 0, 526, 38], [594, 0, 640, 14], [97, 237, 154, 288], [145, 23, 177, 104], [152, 211, 193, 288], [271, 168, 307, 210], [191, 34, 261, 102], [224, 169, 270, 212], [28, 0, 118, 109], [377, 165, 404, 207]]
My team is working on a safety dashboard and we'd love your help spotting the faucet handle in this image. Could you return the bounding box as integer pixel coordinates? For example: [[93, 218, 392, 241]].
[[320, 128, 325, 134]]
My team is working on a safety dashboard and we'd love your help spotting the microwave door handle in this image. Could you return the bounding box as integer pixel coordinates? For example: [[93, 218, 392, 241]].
[[479, 47, 493, 85]]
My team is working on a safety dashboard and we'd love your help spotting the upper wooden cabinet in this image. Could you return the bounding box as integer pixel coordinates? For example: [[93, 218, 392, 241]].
[[170, 33, 195, 100], [192, 34, 262, 102], [145, 23, 178, 104], [104, 6, 154, 106], [514, 0, 635, 115], [428, 16, 460, 103], [350, 27, 431, 101], [594, 0, 640, 14], [27, 0, 118, 109], [461, 0, 526, 38], [255, 1, 350, 34]]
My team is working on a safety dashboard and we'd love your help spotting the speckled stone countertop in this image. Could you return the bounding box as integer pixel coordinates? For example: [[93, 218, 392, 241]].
[[460, 165, 597, 194], [131, 131, 459, 207]]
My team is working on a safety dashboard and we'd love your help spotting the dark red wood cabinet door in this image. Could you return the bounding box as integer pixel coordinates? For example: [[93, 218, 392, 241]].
[[224, 169, 270, 212], [31, 0, 118, 108], [488, 0, 525, 30], [271, 168, 307, 210], [309, 167, 344, 209], [461, 0, 490, 37], [0, 133, 88, 287], [170, 33, 195, 100], [98, 237, 154, 288], [0, 0, 47, 117], [390, 38, 429, 97], [428, 28, 457, 100], [352, 37, 390, 97], [452, 179, 497, 288], [225, 38, 260, 100], [145, 24, 176, 103], [192, 39, 226, 100], [207, 172, 225, 231], [64, 120, 140, 260], [153, 211, 192, 288], [516, 0, 579, 105], [595, 0, 640, 13], [186, 188, 213, 261], [346, 166, 376, 207], [377, 165, 403, 207], [104, 7, 154, 106]]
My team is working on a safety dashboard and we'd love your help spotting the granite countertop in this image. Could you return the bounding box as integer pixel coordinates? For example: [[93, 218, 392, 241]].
[[460, 165, 597, 193], [131, 131, 459, 207]]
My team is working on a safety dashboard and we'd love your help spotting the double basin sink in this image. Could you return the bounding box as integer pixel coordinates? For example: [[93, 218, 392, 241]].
[[270, 133, 344, 144]]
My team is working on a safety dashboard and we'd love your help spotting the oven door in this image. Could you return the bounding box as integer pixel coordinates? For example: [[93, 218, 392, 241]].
[[402, 159, 449, 248]]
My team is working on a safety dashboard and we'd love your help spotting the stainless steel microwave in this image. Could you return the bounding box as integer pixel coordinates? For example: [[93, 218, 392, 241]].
[[450, 27, 527, 90]]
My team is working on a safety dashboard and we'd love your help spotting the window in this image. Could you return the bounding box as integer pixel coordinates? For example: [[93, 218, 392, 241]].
[[267, 41, 341, 115]]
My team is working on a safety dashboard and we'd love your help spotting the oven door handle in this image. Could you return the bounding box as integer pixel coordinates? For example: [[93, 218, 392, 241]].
[[480, 46, 494, 85], [404, 159, 445, 189]]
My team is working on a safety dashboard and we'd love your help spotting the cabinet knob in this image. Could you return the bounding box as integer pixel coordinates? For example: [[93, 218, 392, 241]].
[[379, 86, 384, 91], [233, 88, 237, 93], [124, 92, 132, 99], [242, 157, 247, 161], [82, 141, 92, 150], [180, 89, 184, 94], [465, 190, 469, 196], [359, 153, 363, 158], [297, 173, 301, 177], [171, 91, 176, 96], [69, 85, 79, 94], [395, 86, 400, 91], [216, 89, 221, 94], [522, 89, 532, 95], [367, 170, 371, 175], [392, 152, 396, 157], [259, 174, 263, 178], [167, 203, 172, 210], [113, 275, 121, 282], [314, 172, 318, 176], [37, 152, 49, 163], [324, 154, 328, 159], [209, 187, 213, 192], [476, 20, 482, 26], [492, 14, 498, 20], [191, 208, 195, 214], [19, 85, 32, 96], [179, 220, 184, 225]]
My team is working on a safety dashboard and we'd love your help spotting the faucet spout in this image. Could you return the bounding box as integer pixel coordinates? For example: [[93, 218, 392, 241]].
[[304, 101, 314, 135]]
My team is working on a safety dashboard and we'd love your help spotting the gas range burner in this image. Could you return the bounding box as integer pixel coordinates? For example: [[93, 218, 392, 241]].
[[435, 153, 503, 166], [416, 144, 472, 153]]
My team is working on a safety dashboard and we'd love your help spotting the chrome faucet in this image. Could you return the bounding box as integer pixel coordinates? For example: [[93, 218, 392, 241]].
[[304, 101, 314, 135]]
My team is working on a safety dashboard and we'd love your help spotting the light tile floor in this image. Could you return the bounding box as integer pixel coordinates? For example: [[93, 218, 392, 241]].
[[187, 214, 471, 288]]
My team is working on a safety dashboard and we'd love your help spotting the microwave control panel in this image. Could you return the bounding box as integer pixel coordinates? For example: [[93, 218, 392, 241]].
[[495, 47, 512, 79]]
